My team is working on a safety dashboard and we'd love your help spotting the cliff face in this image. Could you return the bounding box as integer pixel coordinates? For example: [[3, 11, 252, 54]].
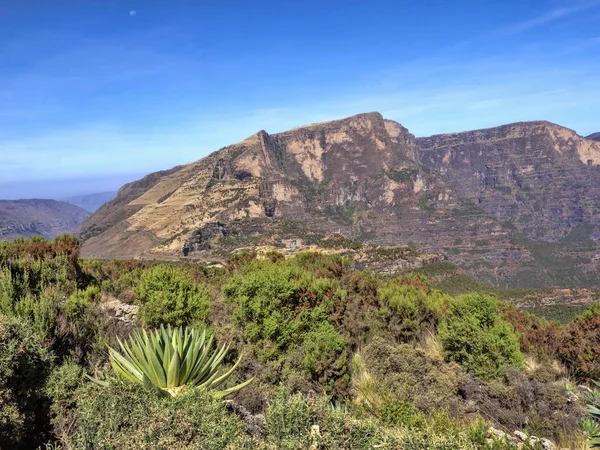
[[417, 122, 600, 287], [79, 113, 444, 259], [0, 200, 90, 241], [78, 113, 600, 288]]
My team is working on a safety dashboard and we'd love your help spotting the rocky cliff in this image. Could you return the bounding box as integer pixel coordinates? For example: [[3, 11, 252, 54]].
[[0, 199, 90, 241], [77, 113, 600, 288], [417, 121, 600, 287]]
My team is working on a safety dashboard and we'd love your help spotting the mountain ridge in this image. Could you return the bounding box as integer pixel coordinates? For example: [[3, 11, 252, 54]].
[[588, 132, 600, 141], [77, 113, 600, 288], [64, 191, 117, 212], [1, 199, 90, 241]]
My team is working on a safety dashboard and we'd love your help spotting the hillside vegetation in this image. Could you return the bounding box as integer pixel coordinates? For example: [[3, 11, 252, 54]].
[[1, 236, 600, 449]]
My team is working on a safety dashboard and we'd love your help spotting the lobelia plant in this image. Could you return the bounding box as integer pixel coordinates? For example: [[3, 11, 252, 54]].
[[89, 324, 253, 398], [586, 381, 600, 448]]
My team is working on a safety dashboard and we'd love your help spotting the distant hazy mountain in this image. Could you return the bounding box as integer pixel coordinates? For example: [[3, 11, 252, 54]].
[[0, 199, 90, 241], [587, 132, 600, 141], [64, 191, 117, 212]]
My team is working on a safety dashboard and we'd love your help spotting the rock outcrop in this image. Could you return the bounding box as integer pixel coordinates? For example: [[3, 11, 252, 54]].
[[77, 113, 600, 288]]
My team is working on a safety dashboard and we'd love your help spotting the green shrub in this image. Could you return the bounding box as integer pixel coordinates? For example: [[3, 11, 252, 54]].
[[65, 285, 101, 319], [67, 381, 255, 449], [378, 282, 449, 340], [300, 320, 348, 390], [0, 314, 54, 449], [45, 360, 83, 444], [4, 286, 63, 340], [316, 408, 385, 450], [265, 391, 315, 449], [224, 258, 349, 392], [224, 259, 343, 351], [265, 390, 386, 450], [379, 399, 425, 428], [0, 238, 79, 342], [360, 337, 466, 414], [135, 265, 211, 327], [439, 294, 524, 380]]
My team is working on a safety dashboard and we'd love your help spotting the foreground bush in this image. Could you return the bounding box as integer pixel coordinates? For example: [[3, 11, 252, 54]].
[[92, 325, 253, 398], [265, 391, 387, 450], [264, 390, 521, 450], [66, 381, 256, 449], [358, 337, 466, 415], [440, 293, 523, 380], [0, 314, 53, 449], [0, 239, 589, 449]]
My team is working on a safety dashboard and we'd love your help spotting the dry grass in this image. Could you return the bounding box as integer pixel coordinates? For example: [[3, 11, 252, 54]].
[[524, 354, 542, 376], [350, 349, 386, 415], [418, 329, 444, 362], [554, 430, 590, 450]]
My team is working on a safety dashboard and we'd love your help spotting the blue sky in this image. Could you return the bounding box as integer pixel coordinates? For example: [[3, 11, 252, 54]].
[[0, 0, 599, 198]]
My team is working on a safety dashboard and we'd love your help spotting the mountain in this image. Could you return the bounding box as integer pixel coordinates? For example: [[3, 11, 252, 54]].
[[0, 199, 90, 241], [587, 132, 600, 141], [64, 191, 117, 213], [77, 113, 600, 288]]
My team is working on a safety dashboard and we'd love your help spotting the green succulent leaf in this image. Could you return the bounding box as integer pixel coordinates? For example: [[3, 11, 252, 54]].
[[91, 325, 252, 399]]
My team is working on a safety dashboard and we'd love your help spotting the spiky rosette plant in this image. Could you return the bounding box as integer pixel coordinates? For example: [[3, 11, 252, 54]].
[[90, 325, 253, 398], [586, 381, 600, 448]]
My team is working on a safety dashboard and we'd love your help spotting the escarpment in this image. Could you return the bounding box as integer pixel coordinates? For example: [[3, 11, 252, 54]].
[[78, 114, 600, 288]]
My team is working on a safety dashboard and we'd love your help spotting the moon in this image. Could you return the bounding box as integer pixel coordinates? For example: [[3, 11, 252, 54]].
[[130, 10, 136, 16]]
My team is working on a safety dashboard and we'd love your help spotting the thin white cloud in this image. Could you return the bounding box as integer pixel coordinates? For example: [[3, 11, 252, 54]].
[[1, 16, 599, 187], [499, 2, 600, 35]]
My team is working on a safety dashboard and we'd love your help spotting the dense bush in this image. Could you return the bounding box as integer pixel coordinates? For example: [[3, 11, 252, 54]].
[[45, 359, 83, 445], [65, 381, 256, 449], [556, 304, 600, 380], [360, 337, 466, 414], [0, 313, 54, 449], [224, 257, 349, 393], [0, 235, 79, 299], [135, 265, 211, 327], [378, 280, 449, 341], [265, 390, 388, 450], [505, 303, 600, 380], [264, 390, 529, 450], [439, 294, 524, 380], [66, 285, 101, 319]]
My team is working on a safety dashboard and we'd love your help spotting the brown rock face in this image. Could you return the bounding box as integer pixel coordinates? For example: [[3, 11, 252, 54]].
[[0, 199, 90, 241], [417, 121, 600, 287], [78, 113, 600, 288]]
